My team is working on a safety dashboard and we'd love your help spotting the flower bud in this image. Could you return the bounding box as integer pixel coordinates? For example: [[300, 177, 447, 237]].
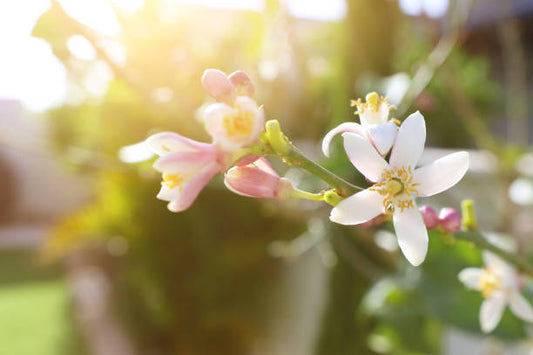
[[229, 70, 255, 97], [201, 69, 236, 102], [439, 207, 461, 233], [419, 205, 439, 229], [224, 158, 292, 200]]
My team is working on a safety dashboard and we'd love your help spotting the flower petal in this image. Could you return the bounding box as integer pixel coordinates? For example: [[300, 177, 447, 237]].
[[250, 157, 278, 176], [224, 164, 280, 199], [342, 133, 389, 182], [509, 292, 533, 322], [413, 151, 469, 197], [482, 251, 516, 282], [480, 292, 507, 333], [165, 163, 220, 212], [458, 268, 483, 290], [392, 206, 428, 266], [365, 121, 398, 156], [329, 189, 383, 225], [152, 150, 217, 174], [321, 122, 364, 157], [389, 111, 426, 168], [201, 69, 236, 102], [118, 140, 155, 163], [147, 132, 212, 156], [204, 98, 264, 151]]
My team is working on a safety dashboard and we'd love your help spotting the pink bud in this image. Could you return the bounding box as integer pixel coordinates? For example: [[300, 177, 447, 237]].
[[419, 205, 439, 229], [224, 158, 292, 200], [201, 69, 236, 102], [228, 70, 255, 97], [439, 207, 461, 233]]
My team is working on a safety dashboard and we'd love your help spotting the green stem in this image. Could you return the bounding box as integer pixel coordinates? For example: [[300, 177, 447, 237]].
[[290, 188, 324, 201], [454, 230, 533, 277], [283, 144, 362, 197]]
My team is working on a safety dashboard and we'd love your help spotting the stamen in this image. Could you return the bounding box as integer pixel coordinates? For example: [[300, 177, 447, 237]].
[[479, 269, 501, 298], [162, 173, 184, 190], [223, 108, 254, 137], [369, 166, 419, 214]]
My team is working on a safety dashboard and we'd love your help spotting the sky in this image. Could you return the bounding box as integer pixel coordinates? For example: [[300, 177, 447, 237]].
[[0, 0, 447, 112]]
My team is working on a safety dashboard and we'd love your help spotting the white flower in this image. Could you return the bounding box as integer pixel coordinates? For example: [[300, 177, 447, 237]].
[[204, 96, 265, 151], [459, 251, 533, 333], [322, 92, 398, 157], [329, 111, 469, 266]]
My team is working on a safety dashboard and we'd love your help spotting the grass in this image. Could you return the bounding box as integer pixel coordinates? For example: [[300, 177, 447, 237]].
[[0, 251, 85, 355]]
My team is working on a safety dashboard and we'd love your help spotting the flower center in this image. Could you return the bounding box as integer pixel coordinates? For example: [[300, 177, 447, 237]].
[[162, 173, 184, 190], [369, 166, 419, 214], [223, 107, 254, 138], [479, 269, 501, 298]]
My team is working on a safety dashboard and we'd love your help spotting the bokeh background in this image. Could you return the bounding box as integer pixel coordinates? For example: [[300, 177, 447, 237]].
[[1, 0, 533, 354]]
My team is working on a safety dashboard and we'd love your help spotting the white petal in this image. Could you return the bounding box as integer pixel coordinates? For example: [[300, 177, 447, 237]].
[[365, 122, 398, 156], [482, 251, 516, 281], [392, 206, 428, 266], [458, 268, 483, 290], [342, 133, 389, 182], [480, 292, 507, 333], [509, 292, 533, 322], [321, 122, 364, 157], [413, 151, 469, 197], [329, 189, 383, 225], [118, 141, 154, 163], [389, 111, 426, 168]]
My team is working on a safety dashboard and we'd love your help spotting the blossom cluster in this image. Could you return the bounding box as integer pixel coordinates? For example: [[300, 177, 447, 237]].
[[130, 69, 533, 334]]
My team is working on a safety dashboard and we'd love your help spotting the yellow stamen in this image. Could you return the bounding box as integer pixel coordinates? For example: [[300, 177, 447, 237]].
[[366, 91, 379, 106], [479, 269, 501, 298], [397, 199, 414, 212], [223, 108, 254, 138], [162, 173, 184, 190], [369, 166, 419, 214]]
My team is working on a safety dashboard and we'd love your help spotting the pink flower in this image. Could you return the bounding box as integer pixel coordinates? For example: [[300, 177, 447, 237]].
[[224, 158, 293, 200], [201, 69, 264, 151], [147, 132, 228, 212]]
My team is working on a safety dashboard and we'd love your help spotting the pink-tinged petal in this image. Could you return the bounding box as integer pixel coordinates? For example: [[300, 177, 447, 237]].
[[152, 150, 217, 174], [413, 152, 469, 197], [509, 292, 533, 322], [165, 163, 220, 212], [251, 157, 279, 176], [480, 292, 507, 333], [147, 132, 213, 156], [342, 133, 389, 182], [224, 164, 280, 199], [458, 267, 484, 290], [321, 122, 364, 157], [229, 70, 255, 97], [392, 206, 428, 266], [365, 121, 398, 156], [201, 69, 236, 102], [389, 111, 426, 168], [329, 189, 383, 225]]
